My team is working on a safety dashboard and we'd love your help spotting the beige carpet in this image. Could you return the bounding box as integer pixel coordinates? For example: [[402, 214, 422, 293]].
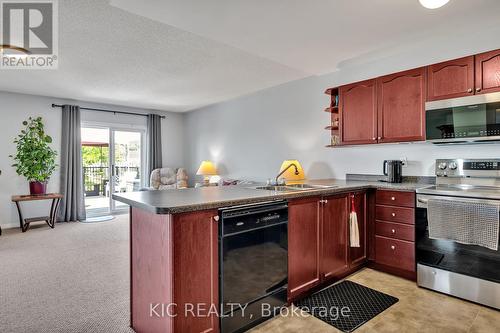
[[0, 215, 134, 333]]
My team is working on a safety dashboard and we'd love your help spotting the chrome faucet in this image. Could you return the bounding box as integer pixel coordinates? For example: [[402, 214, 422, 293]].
[[274, 163, 299, 185]]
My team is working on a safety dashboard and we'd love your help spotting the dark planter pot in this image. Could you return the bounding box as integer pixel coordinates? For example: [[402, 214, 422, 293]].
[[29, 181, 47, 195]]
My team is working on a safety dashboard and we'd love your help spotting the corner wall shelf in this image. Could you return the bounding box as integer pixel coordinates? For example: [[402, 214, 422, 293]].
[[324, 86, 340, 147]]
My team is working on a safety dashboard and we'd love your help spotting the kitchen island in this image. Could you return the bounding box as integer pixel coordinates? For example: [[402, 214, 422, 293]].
[[113, 179, 431, 333]]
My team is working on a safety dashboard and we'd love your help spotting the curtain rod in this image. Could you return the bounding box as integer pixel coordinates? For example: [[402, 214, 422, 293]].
[[51, 104, 165, 119]]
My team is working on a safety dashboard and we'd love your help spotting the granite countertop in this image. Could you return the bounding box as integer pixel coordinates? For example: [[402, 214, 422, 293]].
[[112, 178, 434, 214]]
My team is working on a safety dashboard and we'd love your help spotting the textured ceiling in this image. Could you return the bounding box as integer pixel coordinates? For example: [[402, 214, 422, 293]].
[[1, 0, 500, 112]]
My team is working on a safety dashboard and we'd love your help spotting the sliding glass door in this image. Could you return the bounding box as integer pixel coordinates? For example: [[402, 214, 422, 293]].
[[82, 125, 145, 216], [111, 130, 143, 211]]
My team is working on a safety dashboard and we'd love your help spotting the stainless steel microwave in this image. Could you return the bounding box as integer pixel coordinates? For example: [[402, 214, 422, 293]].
[[425, 92, 500, 144]]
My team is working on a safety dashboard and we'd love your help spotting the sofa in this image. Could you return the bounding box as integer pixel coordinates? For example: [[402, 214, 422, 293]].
[[150, 167, 188, 190]]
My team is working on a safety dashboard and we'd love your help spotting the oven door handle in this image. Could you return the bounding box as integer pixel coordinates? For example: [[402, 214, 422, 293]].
[[417, 194, 500, 211]]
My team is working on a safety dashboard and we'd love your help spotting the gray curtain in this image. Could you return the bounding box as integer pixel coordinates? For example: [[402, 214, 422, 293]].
[[58, 105, 86, 222], [146, 114, 163, 184]]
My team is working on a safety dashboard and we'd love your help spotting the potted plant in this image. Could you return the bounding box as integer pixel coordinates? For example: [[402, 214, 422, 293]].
[[10, 117, 57, 195]]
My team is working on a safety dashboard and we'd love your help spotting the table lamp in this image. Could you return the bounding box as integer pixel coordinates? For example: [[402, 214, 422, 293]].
[[196, 161, 217, 186], [279, 160, 305, 182]]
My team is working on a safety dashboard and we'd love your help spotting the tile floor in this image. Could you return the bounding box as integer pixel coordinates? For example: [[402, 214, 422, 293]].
[[250, 268, 500, 333]]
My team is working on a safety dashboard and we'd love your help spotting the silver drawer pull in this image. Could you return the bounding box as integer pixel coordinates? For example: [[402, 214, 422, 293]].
[[391, 196, 396, 201], [391, 229, 396, 234], [391, 212, 396, 217], [391, 245, 396, 250]]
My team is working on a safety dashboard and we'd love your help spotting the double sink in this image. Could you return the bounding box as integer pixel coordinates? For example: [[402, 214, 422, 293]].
[[253, 184, 338, 192]]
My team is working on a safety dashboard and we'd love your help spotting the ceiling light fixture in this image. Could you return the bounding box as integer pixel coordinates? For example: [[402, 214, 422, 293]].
[[419, 0, 450, 9]]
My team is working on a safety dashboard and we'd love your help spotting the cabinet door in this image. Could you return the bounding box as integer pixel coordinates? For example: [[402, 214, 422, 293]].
[[288, 197, 321, 300], [339, 79, 378, 145], [173, 210, 219, 333], [321, 194, 349, 280], [427, 56, 474, 101], [377, 68, 426, 143], [349, 192, 367, 269], [475, 49, 500, 94]]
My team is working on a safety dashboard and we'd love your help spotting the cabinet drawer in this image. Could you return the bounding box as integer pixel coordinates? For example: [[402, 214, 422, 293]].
[[375, 236, 415, 272], [376, 205, 415, 225], [376, 190, 415, 208], [375, 221, 414, 242]]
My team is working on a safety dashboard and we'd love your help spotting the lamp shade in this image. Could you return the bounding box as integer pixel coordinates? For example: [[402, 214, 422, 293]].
[[196, 161, 217, 176], [279, 160, 305, 181]]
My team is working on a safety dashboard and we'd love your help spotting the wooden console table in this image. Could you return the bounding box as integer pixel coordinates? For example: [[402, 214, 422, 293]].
[[11, 193, 63, 232]]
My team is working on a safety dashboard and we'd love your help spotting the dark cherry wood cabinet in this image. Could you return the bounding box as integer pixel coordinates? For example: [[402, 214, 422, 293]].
[[321, 194, 349, 280], [327, 48, 500, 147], [376, 220, 415, 242], [339, 80, 378, 145], [373, 190, 416, 280], [375, 190, 415, 208], [348, 192, 367, 269], [288, 197, 321, 300], [288, 191, 367, 301], [130, 208, 219, 333], [375, 236, 415, 272], [427, 56, 474, 101], [377, 68, 426, 143], [375, 205, 415, 225], [475, 49, 500, 94], [173, 210, 219, 333]]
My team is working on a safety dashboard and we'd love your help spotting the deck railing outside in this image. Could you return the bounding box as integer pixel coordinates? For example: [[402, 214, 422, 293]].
[[83, 166, 140, 196]]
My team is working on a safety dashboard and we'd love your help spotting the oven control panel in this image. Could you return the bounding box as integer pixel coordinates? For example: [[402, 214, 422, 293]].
[[435, 159, 500, 177]]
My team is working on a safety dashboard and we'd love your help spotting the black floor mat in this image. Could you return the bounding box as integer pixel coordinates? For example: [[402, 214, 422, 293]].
[[294, 280, 398, 332]]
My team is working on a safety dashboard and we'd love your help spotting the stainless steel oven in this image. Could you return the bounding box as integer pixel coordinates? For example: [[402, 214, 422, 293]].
[[416, 159, 500, 309]]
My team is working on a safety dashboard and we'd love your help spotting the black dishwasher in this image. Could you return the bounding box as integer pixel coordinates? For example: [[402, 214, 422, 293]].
[[219, 201, 288, 333]]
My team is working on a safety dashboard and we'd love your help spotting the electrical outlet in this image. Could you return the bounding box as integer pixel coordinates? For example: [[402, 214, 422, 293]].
[[401, 157, 408, 167]]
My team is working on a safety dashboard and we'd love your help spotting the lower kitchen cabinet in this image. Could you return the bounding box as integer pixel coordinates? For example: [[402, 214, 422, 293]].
[[130, 208, 219, 333], [375, 236, 415, 272], [321, 195, 349, 280], [173, 210, 219, 333], [288, 191, 367, 301], [288, 197, 321, 300], [348, 192, 367, 269], [373, 189, 416, 280]]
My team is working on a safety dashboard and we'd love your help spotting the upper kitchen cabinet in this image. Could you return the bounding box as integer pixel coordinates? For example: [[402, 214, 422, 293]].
[[339, 80, 378, 145], [475, 49, 500, 94], [427, 56, 474, 101], [377, 68, 426, 143]]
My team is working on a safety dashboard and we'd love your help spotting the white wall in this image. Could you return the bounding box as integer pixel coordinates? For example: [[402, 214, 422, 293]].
[[184, 43, 500, 184], [0, 91, 182, 229]]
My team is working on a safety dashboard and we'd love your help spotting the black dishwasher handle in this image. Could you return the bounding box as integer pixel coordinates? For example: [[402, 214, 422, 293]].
[[221, 203, 288, 219]]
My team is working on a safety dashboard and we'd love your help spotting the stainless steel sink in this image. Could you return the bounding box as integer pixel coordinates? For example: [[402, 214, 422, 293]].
[[254, 185, 295, 191], [286, 184, 338, 189], [253, 184, 338, 192]]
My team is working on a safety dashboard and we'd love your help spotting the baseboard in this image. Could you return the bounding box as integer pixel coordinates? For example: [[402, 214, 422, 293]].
[[367, 261, 416, 281], [1, 223, 20, 230]]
